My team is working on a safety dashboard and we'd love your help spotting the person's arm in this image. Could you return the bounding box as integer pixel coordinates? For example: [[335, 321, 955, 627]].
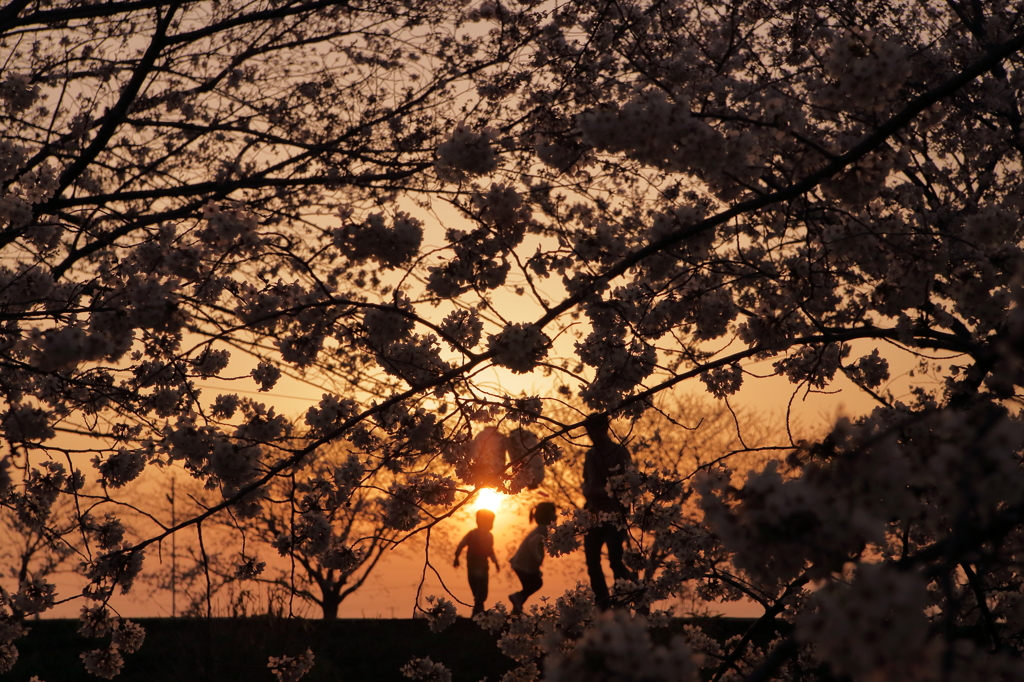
[[454, 532, 469, 567], [610, 443, 632, 473], [488, 545, 499, 569], [530, 531, 545, 568]]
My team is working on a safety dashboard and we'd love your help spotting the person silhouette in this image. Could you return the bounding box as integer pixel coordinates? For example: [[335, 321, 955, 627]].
[[581, 413, 636, 610], [508, 501, 557, 616], [454, 508, 499, 615]]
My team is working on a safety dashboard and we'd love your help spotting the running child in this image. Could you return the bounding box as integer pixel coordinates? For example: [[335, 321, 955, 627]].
[[509, 502, 557, 616], [454, 509, 500, 615]]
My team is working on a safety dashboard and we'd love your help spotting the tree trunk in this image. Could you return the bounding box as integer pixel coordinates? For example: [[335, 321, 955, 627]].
[[320, 592, 341, 620]]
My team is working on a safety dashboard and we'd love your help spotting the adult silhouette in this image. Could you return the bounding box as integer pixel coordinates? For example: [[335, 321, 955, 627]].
[[581, 413, 636, 610]]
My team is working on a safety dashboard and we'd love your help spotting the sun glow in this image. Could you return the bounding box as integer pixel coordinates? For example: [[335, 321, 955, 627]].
[[471, 487, 504, 514]]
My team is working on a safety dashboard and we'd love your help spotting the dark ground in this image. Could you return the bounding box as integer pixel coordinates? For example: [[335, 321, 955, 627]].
[[10, 616, 760, 681]]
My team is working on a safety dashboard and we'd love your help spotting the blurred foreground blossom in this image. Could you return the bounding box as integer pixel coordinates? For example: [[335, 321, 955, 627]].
[[267, 649, 315, 682]]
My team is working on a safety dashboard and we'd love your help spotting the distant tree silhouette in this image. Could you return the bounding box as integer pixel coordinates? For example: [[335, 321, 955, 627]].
[[228, 453, 400, 620]]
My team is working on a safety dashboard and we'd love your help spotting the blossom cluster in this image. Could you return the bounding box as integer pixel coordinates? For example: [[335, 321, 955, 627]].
[[304, 393, 358, 436], [333, 211, 424, 268], [487, 323, 550, 374], [815, 29, 911, 114], [267, 649, 315, 682], [423, 596, 458, 633], [795, 564, 934, 681], [699, 363, 743, 398], [375, 334, 453, 386], [197, 202, 262, 252], [400, 656, 452, 682], [76, 608, 146, 680], [425, 187, 532, 297], [82, 547, 146, 599], [0, 74, 39, 113], [434, 122, 498, 182], [575, 327, 656, 411], [546, 612, 699, 682], [576, 90, 752, 192], [438, 309, 483, 351]]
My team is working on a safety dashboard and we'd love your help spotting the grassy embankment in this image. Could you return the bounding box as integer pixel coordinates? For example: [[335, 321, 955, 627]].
[[12, 616, 760, 681]]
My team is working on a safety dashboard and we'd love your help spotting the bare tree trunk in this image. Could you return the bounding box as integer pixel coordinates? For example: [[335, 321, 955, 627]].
[[320, 591, 341, 620]]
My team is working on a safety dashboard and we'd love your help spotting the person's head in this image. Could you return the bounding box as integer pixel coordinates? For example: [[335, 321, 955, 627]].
[[476, 509, 495, 531], [529, 502, 557, 527], [583, 413, 610, 441]]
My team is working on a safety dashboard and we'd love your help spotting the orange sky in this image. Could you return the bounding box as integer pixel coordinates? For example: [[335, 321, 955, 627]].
[[18, 198, 963, 623]]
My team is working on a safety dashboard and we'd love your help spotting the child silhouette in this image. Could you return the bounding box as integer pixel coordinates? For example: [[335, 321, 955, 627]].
[[454, 508, 499, 615], [508, 502, 557, 616]]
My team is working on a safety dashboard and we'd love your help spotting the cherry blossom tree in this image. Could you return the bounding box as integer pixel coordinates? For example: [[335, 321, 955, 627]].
[[213, 450, 402, 620], [3, 0, 1024, 680], [442, 2, 1024, 681], [0, 499, 77, 605], [137, 461, 399, 621], [0, 0, 528, 674]]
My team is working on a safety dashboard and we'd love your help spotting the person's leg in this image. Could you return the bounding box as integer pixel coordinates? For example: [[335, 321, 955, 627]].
[[519, 571, 543, 601], [468, 568, 488, 614], [584, 525, 610, 609], [510, 570, 529, 615], [605, 524, 635, 583], [604, 523, 642, 610]]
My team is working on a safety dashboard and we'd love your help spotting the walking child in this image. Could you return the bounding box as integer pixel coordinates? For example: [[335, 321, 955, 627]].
[[454, 509, 500, 615], [509, 502, 557, 616]]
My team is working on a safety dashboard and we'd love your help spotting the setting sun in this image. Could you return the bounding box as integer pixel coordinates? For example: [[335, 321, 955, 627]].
[[471, 487, 504, 514]]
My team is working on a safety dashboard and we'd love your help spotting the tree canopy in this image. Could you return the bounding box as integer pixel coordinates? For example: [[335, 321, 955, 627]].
[[2, 0, 1024, 680]]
